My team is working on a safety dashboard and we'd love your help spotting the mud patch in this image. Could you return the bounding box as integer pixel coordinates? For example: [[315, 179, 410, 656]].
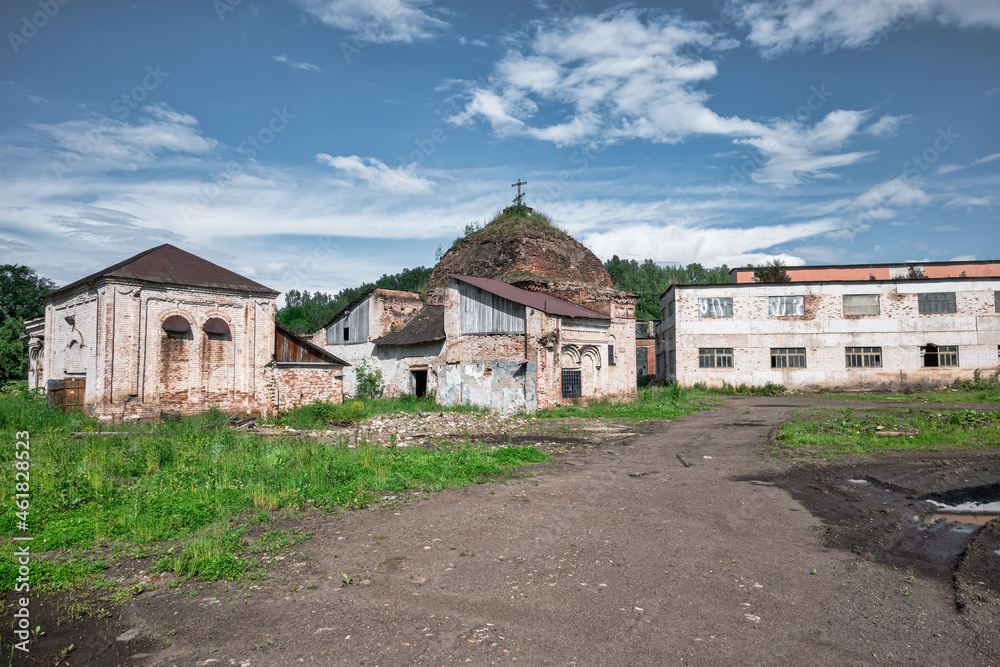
[[750, 450, 1000, 589]]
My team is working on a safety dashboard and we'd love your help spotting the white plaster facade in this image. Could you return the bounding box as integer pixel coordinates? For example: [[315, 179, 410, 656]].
[[656, 278, 1000, 391]]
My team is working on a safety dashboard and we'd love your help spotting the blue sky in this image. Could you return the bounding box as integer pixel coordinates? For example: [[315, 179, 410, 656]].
[[1, 0, 998, 299]]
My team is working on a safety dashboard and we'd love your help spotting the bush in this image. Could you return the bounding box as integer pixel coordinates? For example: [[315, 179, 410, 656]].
[[354, 359, 384, 399]]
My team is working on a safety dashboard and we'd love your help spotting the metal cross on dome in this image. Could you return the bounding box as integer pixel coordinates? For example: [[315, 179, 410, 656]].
[[511, 178, 527, 205]]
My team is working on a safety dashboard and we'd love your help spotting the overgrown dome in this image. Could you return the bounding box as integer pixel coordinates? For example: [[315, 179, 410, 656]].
[[425, 208, 613, 302]]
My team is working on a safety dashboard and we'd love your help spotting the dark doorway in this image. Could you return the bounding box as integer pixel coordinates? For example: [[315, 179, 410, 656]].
[[411, 369, 428, 398]]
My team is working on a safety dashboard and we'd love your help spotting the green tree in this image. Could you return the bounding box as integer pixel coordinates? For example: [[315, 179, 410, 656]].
[[0, 265, 54, 384], [604, 256, 729, 320], [750, 260, 791, 283]]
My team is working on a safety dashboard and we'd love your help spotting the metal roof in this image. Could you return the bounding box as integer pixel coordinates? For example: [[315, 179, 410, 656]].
[[373, 306, 445, 346], [47, 244, 278, 299], [450, 274, 609, 320]]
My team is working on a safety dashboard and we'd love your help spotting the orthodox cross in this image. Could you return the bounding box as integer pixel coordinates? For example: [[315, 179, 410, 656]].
[[511, 178, 527, 205]]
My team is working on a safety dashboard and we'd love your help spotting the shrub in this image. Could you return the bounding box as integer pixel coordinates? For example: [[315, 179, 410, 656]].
[[354, 359, 384, 399]]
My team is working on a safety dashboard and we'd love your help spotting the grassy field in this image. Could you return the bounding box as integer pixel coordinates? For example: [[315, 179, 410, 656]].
[[775, 406, 1000, 457], [0, 385, 545, 592], [537, 384, 716, 420]]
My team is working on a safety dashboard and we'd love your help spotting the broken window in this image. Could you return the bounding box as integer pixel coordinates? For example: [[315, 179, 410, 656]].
[[771, 347, 806, 369], [608, 344, 616, 366], [843, 294, 879, 316], [667, 300, 674, 316], [768, 296, 804, 317], [561, 368, 582, 399], [698, 348, 733, 368], [922, 344, 959, 367], [918, 292, 956, 314], [846, 346, 882, 368], [699, 297, 733, 318]]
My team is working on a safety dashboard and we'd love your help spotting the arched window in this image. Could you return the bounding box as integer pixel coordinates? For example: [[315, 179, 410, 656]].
[[162, 315, 192, 339], [203, 317, 232, 340]]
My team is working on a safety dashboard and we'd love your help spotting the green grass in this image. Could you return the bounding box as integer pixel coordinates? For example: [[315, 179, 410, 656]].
[[0, 387, 546, 591], [693, 381, 787, 397], [537, 385, 714, 420], [816, 388, 1000, 404], [269, 395, 485, 430], [775, 406, 1000, 457]]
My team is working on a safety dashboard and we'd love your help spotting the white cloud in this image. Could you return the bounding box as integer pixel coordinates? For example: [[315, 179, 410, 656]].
[[31, 104, 217, 169], [316, 154, 434, 193], [273, 55, 322, 72], [864, 113, 913, 137], [581, 219, 838, 266], [734, 0, 1000, 56], [944, 195, 993, 208], [448, 8, 873, 187], [973, 152, 1000, 165], [292, 0, 449, 43], [936, 163, 964, 175]]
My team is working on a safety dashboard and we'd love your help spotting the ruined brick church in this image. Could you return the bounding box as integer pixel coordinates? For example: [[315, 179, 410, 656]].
[[30, 205, 636, 417], [316, 208, 638, 411]]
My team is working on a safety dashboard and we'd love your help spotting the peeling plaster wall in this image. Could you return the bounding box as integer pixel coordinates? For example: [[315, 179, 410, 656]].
[[438, 361, 536, 413], [375, 342, 445, 398], [660, 279, 1000, 391]]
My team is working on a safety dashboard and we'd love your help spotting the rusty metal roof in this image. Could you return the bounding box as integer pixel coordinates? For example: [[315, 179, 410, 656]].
[[373, 306, 445, 346], [47, 244, 278, 299], [449, 274, 609, 320]]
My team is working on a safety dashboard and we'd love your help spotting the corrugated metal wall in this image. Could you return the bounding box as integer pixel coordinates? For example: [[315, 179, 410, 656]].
[[459, 282, 526, 334], [326, 298, 370, 344]]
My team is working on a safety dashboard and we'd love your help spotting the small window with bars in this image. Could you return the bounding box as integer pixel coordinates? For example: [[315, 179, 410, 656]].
[[843, 294, 879, 316], [846, 346, 882, 368], [698, 348, 733, 368], [561, 368, 582, 399], [771, 347, 806, 368], [769, 296, 804, 317], [922, 344, 959, 367], [698, 297, 733, 318], [918, 292, 957, 314], [608, 344, 616, 366]]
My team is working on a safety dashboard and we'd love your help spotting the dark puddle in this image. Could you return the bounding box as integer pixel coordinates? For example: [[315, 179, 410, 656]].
[[754, 464, 1000, 580]]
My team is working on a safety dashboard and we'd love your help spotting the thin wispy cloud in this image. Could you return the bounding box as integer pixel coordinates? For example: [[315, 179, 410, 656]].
[[316, 154, 434, 193], [733, 0, 1000, 56], [292, 0, 449, 43], [273, 55, 321, 72]]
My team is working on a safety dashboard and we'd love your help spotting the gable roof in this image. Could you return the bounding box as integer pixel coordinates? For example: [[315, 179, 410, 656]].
[[318, 287, 377, 331], [450, 274, 609, 320], [372, 306, 445, 346], [47, 244, 278, 299]]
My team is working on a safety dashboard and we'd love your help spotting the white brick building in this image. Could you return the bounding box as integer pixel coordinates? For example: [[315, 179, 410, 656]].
[[39, 244, 346, 418], [656, 278, 1000, 391]]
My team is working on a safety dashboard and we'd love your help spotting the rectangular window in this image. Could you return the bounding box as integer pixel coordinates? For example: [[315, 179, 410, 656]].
[[608, 344, 616, 366], [698, 297, 733, 318], [995, 291, 999, 313], [769, 296, 804, 317], [918, 292, 957, 314], [843, 294, 880, 316], [846, 346, 882, 368], [922, 344, 959, 367], [771, 347, 806, 369], [667, 301, 675, 316], [698, 348, 733, 368], [561, 368, 582, 399]]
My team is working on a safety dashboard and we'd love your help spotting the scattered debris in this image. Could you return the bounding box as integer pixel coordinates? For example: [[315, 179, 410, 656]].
[[676, 454, 692, 468]]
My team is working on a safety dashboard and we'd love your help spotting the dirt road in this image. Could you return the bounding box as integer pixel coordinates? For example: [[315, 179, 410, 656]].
[[15, 397, 1000, 665]]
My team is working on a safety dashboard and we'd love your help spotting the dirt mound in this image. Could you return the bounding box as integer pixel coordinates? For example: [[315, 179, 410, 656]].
[[425, 209, 614, 302]]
